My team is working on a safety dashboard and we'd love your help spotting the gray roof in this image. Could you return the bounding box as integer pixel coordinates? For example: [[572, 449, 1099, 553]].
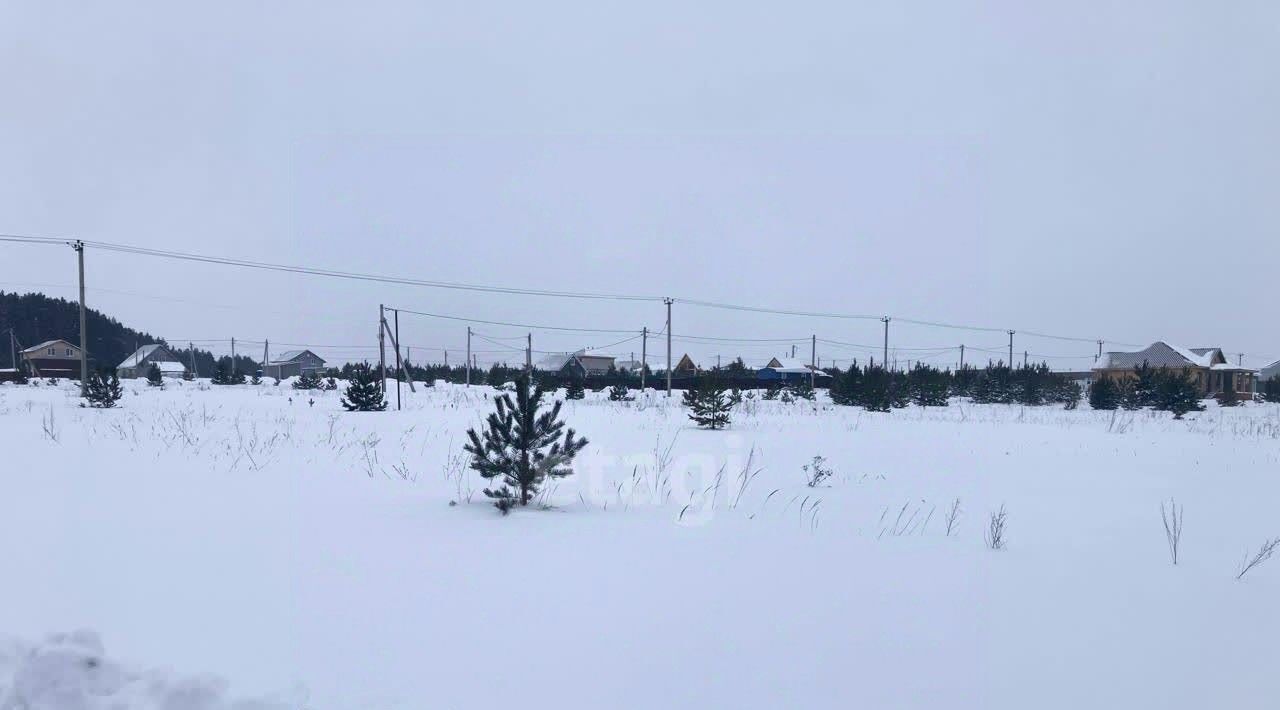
[[266, 349, 324, 365], [117, 343, 164, 369], [1097, 342, 1223, 370], [21, 339, 77, 354]]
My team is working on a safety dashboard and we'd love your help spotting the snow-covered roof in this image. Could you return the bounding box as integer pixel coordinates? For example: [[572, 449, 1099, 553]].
[[1097, 342, 1224, 370], [117, 344, 164, 369], [1209, 363, 1255, 372], [21, 339, 76, 354], [266, 350, 324, 365], [152, 361, 186, 373]]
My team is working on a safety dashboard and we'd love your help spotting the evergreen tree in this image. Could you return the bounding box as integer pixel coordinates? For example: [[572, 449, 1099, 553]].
[[84, 370, 123, 408], [608, 383, 633, 402], [341, 362, 387, 412], [145, 362, 164, 387], [682, 378, 736, 429], [463, 374, 588, 513], [564, 377, 586, 400], [1263, 377, 1280, 403], [209, 357, 230, 385], [1118, 378, 1143, 410], [1130, 362, 1159, 408], [829, 363, 862, 406], [250, 373, 263, 385], [859, 364, 894, 412], [1088, 376, 1119, 410], [907, 363, 950, 407], [1152, 367, 1203, 418], [761, 385, 781, 401], [292, 372, 322, 390], [787, 380, 816, 401]]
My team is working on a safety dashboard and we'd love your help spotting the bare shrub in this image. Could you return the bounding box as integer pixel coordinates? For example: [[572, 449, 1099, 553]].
[[944, 497, 961, 536], [1160, 498, 1183, 565], [802, 455, 833, 487], [1236, 538, 1279, 580], [985, 505, 1008, 550]]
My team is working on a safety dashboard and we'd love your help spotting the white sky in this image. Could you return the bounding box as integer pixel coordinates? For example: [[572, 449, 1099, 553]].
[[2, 1, 1277, 370]]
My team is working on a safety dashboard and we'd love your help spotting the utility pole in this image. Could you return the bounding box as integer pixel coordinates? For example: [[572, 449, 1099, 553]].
[[188, 342, 197, 377], [378, 304, 387, 395], [74, 241, 87, 396], [1238, 353, 1244, 366], [525, 332, 532, 375], [881, 316, 890, 368], [664, 298, 673, 397], [262, 340, 269, 379], [1023, 350, 1028, 368], [8, 329, 16, 371], [959, 344, 965, 370], [444, 349, 448, 368], [1007, 330, 1015, 367], [394, 309, 402, 410], [1096, 340, 1103, 362], [791, 344, 796, 358], [231, 337, 236, 376], [640, 326, 647, 390], [810, 334, 816, 389], [466, 327, 472, 386]]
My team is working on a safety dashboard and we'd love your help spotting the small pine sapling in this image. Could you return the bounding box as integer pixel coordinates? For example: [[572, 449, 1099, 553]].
[[84, 370, 123, 408], [463, 374, 588, 513], [340, 363, 387, 412], [565, 377, 586, 400], [292, 372, 321, 390], [608, 383, 633, 402], [145, 363, 164, 387], [682, 378, 736, 430]]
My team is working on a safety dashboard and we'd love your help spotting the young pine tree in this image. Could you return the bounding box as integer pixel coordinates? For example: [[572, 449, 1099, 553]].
[[564, 377, 586, 400], [464, 374, 588, 513], [683, 378, 736, 429], [84, 370, 123, 408], [608, 383, 633, 402], [210, 357, 231, 385], [1153, 368, 1203, 419], [859, 363, 894, 412], [340, 363, 387, 412], [1088, 376, 1120, 410], [292, 371, 321, 390], [829, 363, 862, 406], [787, 380, 816, 401], [145, 362, 164, 387]]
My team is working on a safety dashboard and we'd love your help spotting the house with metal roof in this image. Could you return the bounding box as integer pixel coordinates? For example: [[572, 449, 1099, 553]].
[[262, 349, 326, 379], [1093, 342, 1255, 400], [20, 339, 84, 378], [757, 357, 833, 384], [1260, 359, 1280, 385], [116, 344, 187, 379], [536, 350, 617, 378]]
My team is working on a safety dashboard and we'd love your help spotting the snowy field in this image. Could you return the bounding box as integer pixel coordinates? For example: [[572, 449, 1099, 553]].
[[2, 378, 1279, 709]]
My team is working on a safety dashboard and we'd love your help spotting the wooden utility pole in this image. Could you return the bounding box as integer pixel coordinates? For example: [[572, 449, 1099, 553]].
[[1007, 330, 1015, 367], [640, 326, 647, 390], [394, 309, 402, 410], [466, 327, 472, 386], [881, 316, 890, 369], [74, 241, 87, 396], [188, 342, 197, 377], [959, 344, 965, 370], [1096, 340, 1103, 362], [664, 298, 673, 397], [525, 333, 532, 375], [1023, 350, 1028, 367], [810, 334, 816, 389], [230, 337, 236, 376], [378, 304, 387, 395], [262, 340, 269, 379], [8, 329, 16, 371]]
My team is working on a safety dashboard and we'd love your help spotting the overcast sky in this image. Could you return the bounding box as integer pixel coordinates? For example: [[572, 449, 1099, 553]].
[[2, 1, 1277, 370]]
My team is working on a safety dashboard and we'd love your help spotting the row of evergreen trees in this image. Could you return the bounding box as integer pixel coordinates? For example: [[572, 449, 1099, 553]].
[[828, 361, 1081, 412], [1087, 363, 1203, 418]]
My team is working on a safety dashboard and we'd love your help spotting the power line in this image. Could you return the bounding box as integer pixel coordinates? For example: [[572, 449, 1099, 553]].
[[393, 306, 647, 335]]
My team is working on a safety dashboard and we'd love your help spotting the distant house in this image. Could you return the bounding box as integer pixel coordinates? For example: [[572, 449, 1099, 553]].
[[1261, 359, 1280, 385], [537, 350, 616, 378], [116, 344, 187, 379], [757, 357, 833, 384], [1093, 342, 1256, 400], [20, 339, 84, 378], [263, 350, 326, 379]]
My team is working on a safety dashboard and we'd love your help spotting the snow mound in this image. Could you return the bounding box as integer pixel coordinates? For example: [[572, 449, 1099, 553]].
[[0, 631, 294, 710]]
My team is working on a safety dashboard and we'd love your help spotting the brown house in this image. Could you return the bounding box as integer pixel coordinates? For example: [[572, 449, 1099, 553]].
[[20, 339, 85, 378], [1093, 342, 1255, 401]]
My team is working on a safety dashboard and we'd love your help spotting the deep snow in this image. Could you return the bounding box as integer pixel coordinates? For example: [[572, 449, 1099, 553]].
[[2, 378, 1278, 708]]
